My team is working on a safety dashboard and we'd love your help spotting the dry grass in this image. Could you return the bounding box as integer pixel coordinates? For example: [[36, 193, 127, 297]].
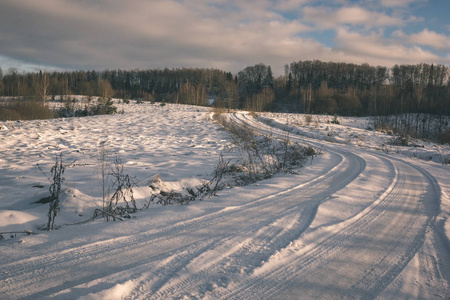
[[304, 115, 312, 126], [211, 106, 227, 115], [248, 111, 258, 119], [438, 131, 450, 145], [0, 99, 55, 121]]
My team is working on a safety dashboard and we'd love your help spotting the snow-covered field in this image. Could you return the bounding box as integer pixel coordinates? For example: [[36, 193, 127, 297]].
[[0, 102, 449, 299]]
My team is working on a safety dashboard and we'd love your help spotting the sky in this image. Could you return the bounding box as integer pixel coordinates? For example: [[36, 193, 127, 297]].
[[0, 0, 449, 75]]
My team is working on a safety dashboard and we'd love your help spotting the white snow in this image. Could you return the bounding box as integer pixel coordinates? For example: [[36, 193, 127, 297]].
[[77, 280, 136, 300], [0, 102, 448, 299], [260, 113, 450, 164]]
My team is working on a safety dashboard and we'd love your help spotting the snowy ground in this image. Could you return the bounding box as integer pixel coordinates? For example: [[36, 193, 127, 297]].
[[0, 102, 449, 299], [259, 112, 450, 164]]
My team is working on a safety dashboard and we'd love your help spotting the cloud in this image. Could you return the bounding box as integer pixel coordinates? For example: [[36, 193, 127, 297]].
[[0, 0, 447, 76], [380, 0, 428, 7], [393, 29, 450, 53], [272, 0, 310, 11], [334, 28, 448, 66], [302, 5, 404, 30], [408, 29, 450, 50], [0, 0, 314, 74]]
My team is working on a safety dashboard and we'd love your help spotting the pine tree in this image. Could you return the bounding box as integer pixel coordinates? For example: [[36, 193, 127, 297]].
[[264, 66, 274, 89]]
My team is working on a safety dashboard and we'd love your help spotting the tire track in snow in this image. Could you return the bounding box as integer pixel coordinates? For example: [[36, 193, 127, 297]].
[[221, 113, 441, 299], [127, 117, 416, 299], [0, 233, 222, 299], [129, 149, 366, 299]]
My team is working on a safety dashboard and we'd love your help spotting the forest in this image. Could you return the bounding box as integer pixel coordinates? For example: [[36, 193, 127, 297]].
[[0, 60, 449, 117]]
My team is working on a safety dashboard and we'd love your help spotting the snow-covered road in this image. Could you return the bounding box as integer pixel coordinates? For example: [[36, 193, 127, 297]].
[[0, 106, 448, 299], [223, 113, 446, 299]]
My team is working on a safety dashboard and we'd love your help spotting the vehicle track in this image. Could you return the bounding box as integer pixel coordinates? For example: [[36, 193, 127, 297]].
[[220, 113, 442, 299]]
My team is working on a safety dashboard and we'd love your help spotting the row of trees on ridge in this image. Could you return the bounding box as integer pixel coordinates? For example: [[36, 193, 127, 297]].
[[0, 60, 449, 117]]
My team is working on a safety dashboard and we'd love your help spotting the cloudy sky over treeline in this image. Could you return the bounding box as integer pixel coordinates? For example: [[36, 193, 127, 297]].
[[0, 0, 449, 75]]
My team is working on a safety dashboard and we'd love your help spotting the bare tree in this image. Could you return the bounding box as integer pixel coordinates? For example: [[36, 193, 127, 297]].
[[38, 72, 50, 104], [99, 79, 114, 101]]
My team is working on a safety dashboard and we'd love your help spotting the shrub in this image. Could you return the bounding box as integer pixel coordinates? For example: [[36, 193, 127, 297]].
[[0, 99, 55, 121], [438, 130, 450, 145], [390, 132, 409, 146], [304, 115, 312, 125], [211, 106, 227, 115], [213, 114, 316, 184], [314, 97, 338, 114], [105, 158, 137, 220], [94, 98, 117, 115], [372, 114, 450, 144], [0, 107, 21, 121], [37, 154, 69, 230], [331, 114, 340, 124], [57, 98, 117, 117], [335, 93, 362, 115]]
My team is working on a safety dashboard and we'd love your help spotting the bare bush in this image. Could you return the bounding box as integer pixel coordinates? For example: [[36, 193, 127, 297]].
[[90, 154, 138, 221], [149, 116, 316, 207], [304, 115, 312, 126], [147, 175, 211, 206], [47, 155, 65, 230], [331, 114, 340, 124], [147, 114, 316, 207], [438, 130, 450, 145], [211, 106, 227, 115], [0, 99, 55, 121], [390, 132, 410, 146], [214, 114, 316, 184], [372, 114, 450, 144], [248, 111, 258, 119], [93, 144, 111, 214], [37, 154, 73, 230], [104, 158, 137, 220]]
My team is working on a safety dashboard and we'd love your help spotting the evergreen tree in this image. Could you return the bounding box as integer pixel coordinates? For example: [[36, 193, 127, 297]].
[[263, 66, 274, 89]]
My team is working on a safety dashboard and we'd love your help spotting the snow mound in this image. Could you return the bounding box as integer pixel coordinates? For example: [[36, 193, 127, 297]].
[[78, 280, 135, 300], [0, 210, 38, 227]]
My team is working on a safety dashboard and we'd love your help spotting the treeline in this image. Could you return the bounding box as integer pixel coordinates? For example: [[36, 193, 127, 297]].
[[275, 61, 449, 116], [0, 67, 234, 104], [0, 60, 449, 116]]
